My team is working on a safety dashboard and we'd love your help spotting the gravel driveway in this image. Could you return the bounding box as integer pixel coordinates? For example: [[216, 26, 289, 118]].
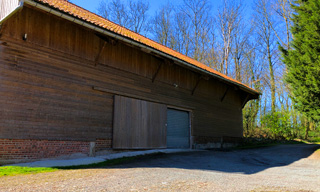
[[1, 144, 319, 192]]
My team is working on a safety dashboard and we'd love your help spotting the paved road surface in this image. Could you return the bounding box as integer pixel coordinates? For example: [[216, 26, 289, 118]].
[[1, 144, 319, 192]]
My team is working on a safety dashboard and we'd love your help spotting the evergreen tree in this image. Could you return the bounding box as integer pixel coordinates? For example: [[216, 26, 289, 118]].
[[280, 0, 320, 123]]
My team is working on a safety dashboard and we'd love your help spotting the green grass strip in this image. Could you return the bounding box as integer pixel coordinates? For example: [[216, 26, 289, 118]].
[[236, 139, 306, 150], [0, 166, 58, 177], [0, 153, 166, 177]]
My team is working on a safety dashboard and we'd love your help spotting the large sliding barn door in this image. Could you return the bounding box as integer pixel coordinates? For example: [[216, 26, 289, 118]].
[[113, 96, 167, 149]]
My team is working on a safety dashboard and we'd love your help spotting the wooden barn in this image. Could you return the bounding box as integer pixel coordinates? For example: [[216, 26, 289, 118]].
[[0, 0, 259, 164]]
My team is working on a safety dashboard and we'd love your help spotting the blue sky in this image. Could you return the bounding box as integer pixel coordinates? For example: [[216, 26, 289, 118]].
[[72, 0, 183, 14], [72, 0, 254, 18]]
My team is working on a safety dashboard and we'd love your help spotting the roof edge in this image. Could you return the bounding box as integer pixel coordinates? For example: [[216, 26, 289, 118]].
[[23, 0, 260, 96]]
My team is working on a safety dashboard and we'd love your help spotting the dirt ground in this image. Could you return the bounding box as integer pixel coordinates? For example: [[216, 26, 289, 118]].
[[0, 144, 319, 192]]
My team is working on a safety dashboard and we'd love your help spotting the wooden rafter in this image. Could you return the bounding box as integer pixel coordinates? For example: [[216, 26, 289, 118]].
[[152, 63, 162, 82], [96, 33, 117, 45], [202, 76, 210, 81], [241, 94, 250, 108], [94, 34, 118, 66], [166, 59, 174, 66], [192, 75, 202, 95], [94, 41, 107, 66], [191, 75, 210, 95], [220, 87, 229, 102]]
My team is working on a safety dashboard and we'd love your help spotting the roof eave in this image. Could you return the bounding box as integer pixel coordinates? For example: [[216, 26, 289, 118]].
[[21, 0, 260, 96]]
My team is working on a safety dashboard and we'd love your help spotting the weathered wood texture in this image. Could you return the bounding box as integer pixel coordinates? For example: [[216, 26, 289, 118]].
[[113, 96, 167, 149], [0, 0, 19, 21], [0, 6, 246, 143]]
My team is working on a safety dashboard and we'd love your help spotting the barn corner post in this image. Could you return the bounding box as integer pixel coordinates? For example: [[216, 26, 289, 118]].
[[0, 0, 260, 164]]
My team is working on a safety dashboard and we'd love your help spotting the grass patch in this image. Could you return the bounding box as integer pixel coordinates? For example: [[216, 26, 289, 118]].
[[308, 137, 320, 144], [0, 153, 167, 177], [236, 138, 306, 150], [236, 136, 320, 150], [0, 166, 58, 177]]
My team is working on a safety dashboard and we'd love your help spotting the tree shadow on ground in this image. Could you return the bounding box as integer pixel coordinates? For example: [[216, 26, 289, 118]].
[[104, 144, 320, 175]]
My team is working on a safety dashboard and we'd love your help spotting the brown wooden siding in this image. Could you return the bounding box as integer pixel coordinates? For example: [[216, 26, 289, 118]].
[[0, 6, 246, 142]]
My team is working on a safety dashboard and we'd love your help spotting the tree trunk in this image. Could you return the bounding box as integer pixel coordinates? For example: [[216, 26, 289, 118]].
[[304, 121, 310, 140], [267, 43, 276, 113]]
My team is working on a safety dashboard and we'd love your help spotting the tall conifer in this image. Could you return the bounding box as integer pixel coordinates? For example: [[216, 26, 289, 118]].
[[280, 0, 320, 122]]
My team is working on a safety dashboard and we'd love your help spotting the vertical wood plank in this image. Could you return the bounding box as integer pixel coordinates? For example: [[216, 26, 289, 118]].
[[113, 96, 167, 149]]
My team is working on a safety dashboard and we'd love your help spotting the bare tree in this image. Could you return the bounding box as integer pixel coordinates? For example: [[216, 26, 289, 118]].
[[243, 41, 263, 136], [174, 11, 192, 56], [230, 4, 252, 81], [97, 0, 149, 34], [97, 0, 129, 27], [151, 3, 175, 48], [254, 0, 278, 113], [203, 31, 219, 69], [216, 0, 243, 75], [178, 0, 213, 62], [128, 0, 150, 34], [151, 0, 216, 64], [272, 0, 293, 50]]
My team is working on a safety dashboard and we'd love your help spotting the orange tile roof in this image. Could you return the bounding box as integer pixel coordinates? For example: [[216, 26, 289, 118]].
[[28, 0, 259, 95]]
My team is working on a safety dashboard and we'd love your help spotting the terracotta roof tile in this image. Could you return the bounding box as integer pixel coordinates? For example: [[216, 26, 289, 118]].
[[30, 0, 259, 94]]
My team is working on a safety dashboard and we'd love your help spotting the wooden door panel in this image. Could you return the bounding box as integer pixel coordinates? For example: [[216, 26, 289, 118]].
[[113, 96, 167, 149]]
